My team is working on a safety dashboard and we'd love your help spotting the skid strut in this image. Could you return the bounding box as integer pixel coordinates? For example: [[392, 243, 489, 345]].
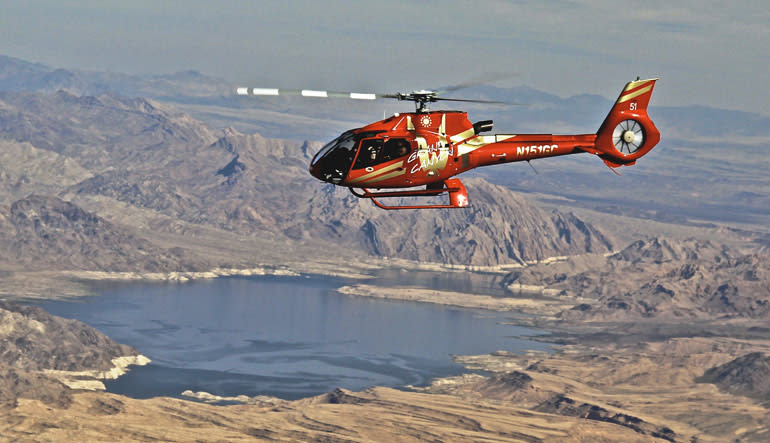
[[349, 178, 470, 210]]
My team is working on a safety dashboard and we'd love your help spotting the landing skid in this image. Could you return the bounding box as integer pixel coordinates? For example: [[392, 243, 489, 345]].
[[349, 178, 470, 210]]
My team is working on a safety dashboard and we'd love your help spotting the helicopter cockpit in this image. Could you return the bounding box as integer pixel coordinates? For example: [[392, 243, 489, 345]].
[[310, 130, 386, 184], [353, 137, 411, 169]]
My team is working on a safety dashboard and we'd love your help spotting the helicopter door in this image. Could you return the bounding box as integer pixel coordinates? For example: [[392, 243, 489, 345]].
[[352, 138, 384, 170]]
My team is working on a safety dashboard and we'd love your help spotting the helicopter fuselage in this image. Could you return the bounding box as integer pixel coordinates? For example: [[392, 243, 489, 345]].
[[307, 78, 660, 209], [310, 110, 600, 189]]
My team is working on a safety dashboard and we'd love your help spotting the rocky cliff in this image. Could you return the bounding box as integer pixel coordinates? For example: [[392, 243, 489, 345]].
[[0, 301, 142, 406]]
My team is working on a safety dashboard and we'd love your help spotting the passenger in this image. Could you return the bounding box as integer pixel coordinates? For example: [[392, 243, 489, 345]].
[[396, 140, 409, 157], [382, 139, 410, 161]]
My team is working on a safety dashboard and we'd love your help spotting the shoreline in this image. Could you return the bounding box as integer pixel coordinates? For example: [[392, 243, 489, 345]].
[[12, 250, 603, 287], [2, 253, 616, 404], [336, 283, 577, 316], [63, 266, 302, 283], [43, 354, 151, 391], [2, 251, 593, 304], [9, 258, 578, 397], [6, 261, 770, 440], [27, 266, 569, 406]]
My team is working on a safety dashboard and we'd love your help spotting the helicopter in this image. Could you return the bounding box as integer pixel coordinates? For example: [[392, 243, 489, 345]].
[[236, 78, 660, 209]]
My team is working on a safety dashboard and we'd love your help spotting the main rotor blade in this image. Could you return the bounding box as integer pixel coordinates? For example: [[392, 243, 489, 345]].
[[435, 97, 521, 106], [436, 72, 520, 94], [235, 86, 523, 107], [237, 87, 382, 101]]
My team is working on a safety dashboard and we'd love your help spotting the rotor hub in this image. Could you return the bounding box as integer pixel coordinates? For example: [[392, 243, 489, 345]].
[[397, 91, 439, 112]]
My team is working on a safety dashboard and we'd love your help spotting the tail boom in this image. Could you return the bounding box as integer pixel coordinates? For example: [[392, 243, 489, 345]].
[[465, 78, 660, 170]]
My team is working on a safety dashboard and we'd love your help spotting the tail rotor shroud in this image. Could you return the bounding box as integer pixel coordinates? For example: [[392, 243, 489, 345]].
[[612, 119, 645, 154]]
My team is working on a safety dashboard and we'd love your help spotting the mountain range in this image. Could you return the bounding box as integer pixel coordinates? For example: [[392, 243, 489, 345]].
[[0, 85, 614, 271], [1, 54, 770, 442], [0, 53, 767, 320], [4, 53, 766, 229], [506, 237, 770, 320]]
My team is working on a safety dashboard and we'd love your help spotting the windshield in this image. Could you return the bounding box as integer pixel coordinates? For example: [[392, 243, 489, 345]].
[[310, 130, 383, 184], [311, 131, 357, 167]]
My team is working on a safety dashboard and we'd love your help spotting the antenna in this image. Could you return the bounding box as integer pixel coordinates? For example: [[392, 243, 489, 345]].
[[605, 162, 622, 176]]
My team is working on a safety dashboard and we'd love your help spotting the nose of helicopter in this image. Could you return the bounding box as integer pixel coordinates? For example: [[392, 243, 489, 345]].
[[308, 162, 325, 182], [308, 149, 349, 185], [309, 130, 358, 185]]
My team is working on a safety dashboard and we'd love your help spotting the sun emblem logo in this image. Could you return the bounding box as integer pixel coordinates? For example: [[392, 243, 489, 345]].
[[420, 115, 432, 127]]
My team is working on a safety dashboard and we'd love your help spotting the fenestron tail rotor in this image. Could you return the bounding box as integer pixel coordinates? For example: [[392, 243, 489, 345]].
[[236, 86, 516, 112], [612, 119, 645, 154]]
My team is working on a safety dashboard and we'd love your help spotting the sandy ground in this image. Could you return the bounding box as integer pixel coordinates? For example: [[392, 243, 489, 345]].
[[2, 334, 768, 442], [1, 387, 666, 442], [443, 337, 770, 442]]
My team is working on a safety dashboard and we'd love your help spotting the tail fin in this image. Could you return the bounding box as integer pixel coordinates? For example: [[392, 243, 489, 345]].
[[594, 78, 661, 168]]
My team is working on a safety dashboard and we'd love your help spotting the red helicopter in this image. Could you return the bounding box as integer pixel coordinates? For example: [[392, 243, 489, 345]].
[[236, 78, 660, 209]]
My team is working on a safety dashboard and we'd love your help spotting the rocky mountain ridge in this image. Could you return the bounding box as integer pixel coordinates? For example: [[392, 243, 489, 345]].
[[0, 195, 199, 271], [0, 89, 615, 270], [4, 53, 769, 231], [505, 237, 770, 320], [0, 301, 142, 407], [697, 352, 770, 405]]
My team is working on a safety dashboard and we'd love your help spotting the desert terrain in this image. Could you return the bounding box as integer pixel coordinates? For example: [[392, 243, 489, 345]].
[[0, 55, 769, 441]]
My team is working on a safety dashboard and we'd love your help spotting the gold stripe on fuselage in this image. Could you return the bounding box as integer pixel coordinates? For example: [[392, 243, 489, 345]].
[[348, 160, 405, 184], [450, 128, 476, 143], [359, 168, 406, 185]]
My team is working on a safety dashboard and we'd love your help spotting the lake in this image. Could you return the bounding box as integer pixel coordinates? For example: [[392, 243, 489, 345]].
[[38, 273, 551, 400]]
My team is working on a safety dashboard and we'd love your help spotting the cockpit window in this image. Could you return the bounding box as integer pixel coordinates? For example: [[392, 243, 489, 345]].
[[352, 137, 411, 170], [311, 130, 356, 167], [353, 138, 384, 169], [382, 138, 411, 161], [310, 130, 384, 184]]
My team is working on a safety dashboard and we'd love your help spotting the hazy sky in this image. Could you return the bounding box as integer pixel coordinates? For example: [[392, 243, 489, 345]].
[[1, 1, 768, 114]]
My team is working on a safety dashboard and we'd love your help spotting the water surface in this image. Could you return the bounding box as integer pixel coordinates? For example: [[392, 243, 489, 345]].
[[39, 274, 550, 400]]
